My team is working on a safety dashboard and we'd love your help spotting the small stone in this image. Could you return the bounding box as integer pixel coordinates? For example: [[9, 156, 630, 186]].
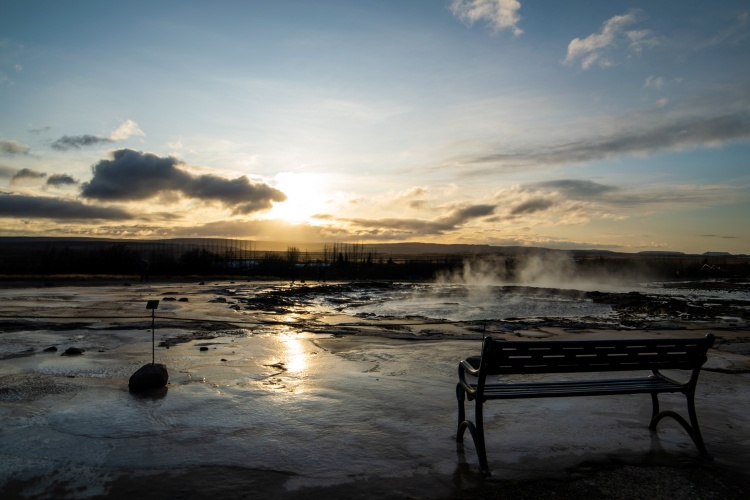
[[221, 358, 227, 362], [200, 346, 209, 351], [61, 347, 84, 356], [43, 346, 58, 352], [178, 297, 189, 302]]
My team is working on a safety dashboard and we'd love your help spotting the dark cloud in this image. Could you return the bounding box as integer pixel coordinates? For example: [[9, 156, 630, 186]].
[[182, 174, 286, 215], [80, 149, 286, 214], [46, 173, 79, 187], [51, 135, 113, 151], [0, 139, 30, 155], [462, 113, 750, 171], [511, 198, 554, 215], [11, 168, 46, 184], [341, 203, 496, 236], [533, 180, 618, 198], [0, 193, 131, 220]]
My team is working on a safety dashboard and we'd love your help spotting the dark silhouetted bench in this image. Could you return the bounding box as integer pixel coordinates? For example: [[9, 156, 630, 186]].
[[456, 334, 715, 475]]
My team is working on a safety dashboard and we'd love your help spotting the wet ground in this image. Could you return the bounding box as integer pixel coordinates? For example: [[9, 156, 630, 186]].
[[0, 279, 748, 498]]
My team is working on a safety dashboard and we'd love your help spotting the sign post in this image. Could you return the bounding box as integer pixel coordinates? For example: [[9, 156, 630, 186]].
[[146, 300, 160, 365]]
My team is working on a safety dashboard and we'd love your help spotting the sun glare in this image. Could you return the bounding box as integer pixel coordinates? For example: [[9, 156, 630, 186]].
[[269, 172, 329, 224]]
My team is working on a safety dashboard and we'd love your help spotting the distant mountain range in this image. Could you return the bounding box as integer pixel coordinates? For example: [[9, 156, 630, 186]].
[[0, 236, 741, 257]]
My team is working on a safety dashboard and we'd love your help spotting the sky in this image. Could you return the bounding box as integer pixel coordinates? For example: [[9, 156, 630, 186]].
[[1, 0, 749, 254]]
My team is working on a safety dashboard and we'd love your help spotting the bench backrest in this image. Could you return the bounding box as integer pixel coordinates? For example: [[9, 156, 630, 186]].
[[479, 334, 714, 375]]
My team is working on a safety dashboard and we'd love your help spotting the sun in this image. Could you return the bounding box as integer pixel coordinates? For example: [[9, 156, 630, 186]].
[[268, 172, 330, 224]]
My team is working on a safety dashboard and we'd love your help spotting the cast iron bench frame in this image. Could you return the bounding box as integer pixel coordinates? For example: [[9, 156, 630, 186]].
[[456, 334, 715, 475]]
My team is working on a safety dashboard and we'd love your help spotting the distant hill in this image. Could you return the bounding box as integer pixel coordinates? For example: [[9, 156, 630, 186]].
[[0, 236, 736, 258]]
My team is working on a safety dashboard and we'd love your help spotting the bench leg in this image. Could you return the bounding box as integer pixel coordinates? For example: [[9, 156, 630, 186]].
[[648, 392, 712, 460], [456, 384, 466, 441], [474, 400, 491, 475], [649, 392, 660, 424], [455, 385, 492, 475]]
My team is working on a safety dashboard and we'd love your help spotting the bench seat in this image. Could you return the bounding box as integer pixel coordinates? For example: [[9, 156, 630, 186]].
[[456, 334, 715, 475], [474, 375, 683, 399]]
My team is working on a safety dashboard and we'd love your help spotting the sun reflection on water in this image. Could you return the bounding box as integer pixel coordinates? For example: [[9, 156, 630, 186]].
[[281, 333, 308, 374]]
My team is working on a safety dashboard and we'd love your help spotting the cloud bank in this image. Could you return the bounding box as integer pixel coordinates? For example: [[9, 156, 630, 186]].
[[0, 193, 131, 220], [80, 149, 286, 215], [461, 113, 750, 171], [333, 203, 496, 238]]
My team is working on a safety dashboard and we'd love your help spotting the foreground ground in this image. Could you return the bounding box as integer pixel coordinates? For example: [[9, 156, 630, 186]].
[[0, 279, 748, 499]]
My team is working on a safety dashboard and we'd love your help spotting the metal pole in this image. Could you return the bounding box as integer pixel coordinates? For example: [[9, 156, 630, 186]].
[[152, 309, 155, 365]]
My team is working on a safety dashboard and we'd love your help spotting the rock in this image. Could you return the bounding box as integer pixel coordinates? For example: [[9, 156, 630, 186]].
[[200, 346, 209, 351], [61, 347, 84, 356], [43, 346, 58, 352], [128, 363, 169, 392], [178, 297, 189, 302]]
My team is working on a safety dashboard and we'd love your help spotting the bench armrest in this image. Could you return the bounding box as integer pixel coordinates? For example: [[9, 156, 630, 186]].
[[458, 357, 482, 395], [460, 359, 481, 377]]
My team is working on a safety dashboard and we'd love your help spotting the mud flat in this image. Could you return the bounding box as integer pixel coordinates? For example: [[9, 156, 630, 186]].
[[0, 280, 748, 499]]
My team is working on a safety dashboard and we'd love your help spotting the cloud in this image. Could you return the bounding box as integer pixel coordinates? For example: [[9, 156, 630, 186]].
[[523, 179, 741, 220], [46, 173, 79, 187], [337, 203, 496, 237], [110, 119, 145, 141], [28, 126, 52, 135], [0, 139, 30, 155], [80, 149, 286, 215], [643, 75, 664, 89], [51, 120, 145, 151], [510, 198, 554, 215], [451, 0, 523, 36], [10, 168, 46, 185], [0, 193, 132, 220], [699, 234, 740, 239], [0, 164, 17, 178], [564, 9, 658, 69], [461, 113, 750, 170], [51, 134, 113, 151], [698, 10, 749, 49], [532, 180, 618, 198]]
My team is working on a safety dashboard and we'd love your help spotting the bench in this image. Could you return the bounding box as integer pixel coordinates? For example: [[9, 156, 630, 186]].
[[456, 334, 715, 475]]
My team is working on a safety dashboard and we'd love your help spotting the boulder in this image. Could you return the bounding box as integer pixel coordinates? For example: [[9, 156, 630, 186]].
[[61, 347, 84, 356], [128, 363, 169, 392]]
